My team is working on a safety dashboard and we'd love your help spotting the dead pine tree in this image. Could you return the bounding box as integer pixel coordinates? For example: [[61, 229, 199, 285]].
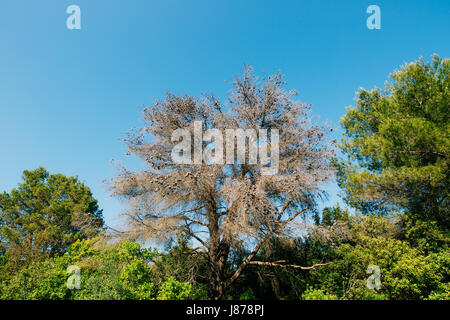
[[110, 66, 335, 300]]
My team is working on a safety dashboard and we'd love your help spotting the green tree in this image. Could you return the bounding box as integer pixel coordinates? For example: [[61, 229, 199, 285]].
[[0, 237, 205, 300], [315, 204, 350, 226], [0, 255, 71, 300], [307, 215, 448, 300], [156, 277, 194, 300], [111, 66, 334, 299], [0, 167, 104, 268], [337, 55, 449, 251], [69, 239, 158, 300]]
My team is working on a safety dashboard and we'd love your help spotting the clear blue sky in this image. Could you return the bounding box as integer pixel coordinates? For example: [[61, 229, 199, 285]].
[[1, 0, 449, 228]]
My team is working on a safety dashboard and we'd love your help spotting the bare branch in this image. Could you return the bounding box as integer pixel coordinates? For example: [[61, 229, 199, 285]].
[[248, 261, 334, 270]]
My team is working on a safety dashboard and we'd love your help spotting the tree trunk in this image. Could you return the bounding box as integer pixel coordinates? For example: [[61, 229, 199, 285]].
[[206, 201, 230, 300], [208, 240, 230, 300]]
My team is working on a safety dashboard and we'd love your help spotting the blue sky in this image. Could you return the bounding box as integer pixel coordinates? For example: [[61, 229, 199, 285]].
[[0, 0, 449, 228]]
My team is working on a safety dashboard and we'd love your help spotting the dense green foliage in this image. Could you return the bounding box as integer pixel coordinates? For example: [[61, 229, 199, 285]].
[[337, 55, 449, 252], [0, 168, 104, 270]]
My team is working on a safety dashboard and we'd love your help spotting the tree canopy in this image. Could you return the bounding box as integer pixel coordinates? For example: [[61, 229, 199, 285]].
[[110, 66, 335, 299], [0, 167, 104, 268]]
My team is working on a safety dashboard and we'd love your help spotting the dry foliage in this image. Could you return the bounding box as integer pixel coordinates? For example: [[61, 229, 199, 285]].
[[110, 66, 335, 298]]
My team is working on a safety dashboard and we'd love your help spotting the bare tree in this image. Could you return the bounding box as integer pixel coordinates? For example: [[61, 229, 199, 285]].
[[110, 67, 335, 299]]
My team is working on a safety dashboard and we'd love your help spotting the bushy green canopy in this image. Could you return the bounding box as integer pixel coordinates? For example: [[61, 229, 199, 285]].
[[337, 55, 449, 251], [0, 167, 104, 267]]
